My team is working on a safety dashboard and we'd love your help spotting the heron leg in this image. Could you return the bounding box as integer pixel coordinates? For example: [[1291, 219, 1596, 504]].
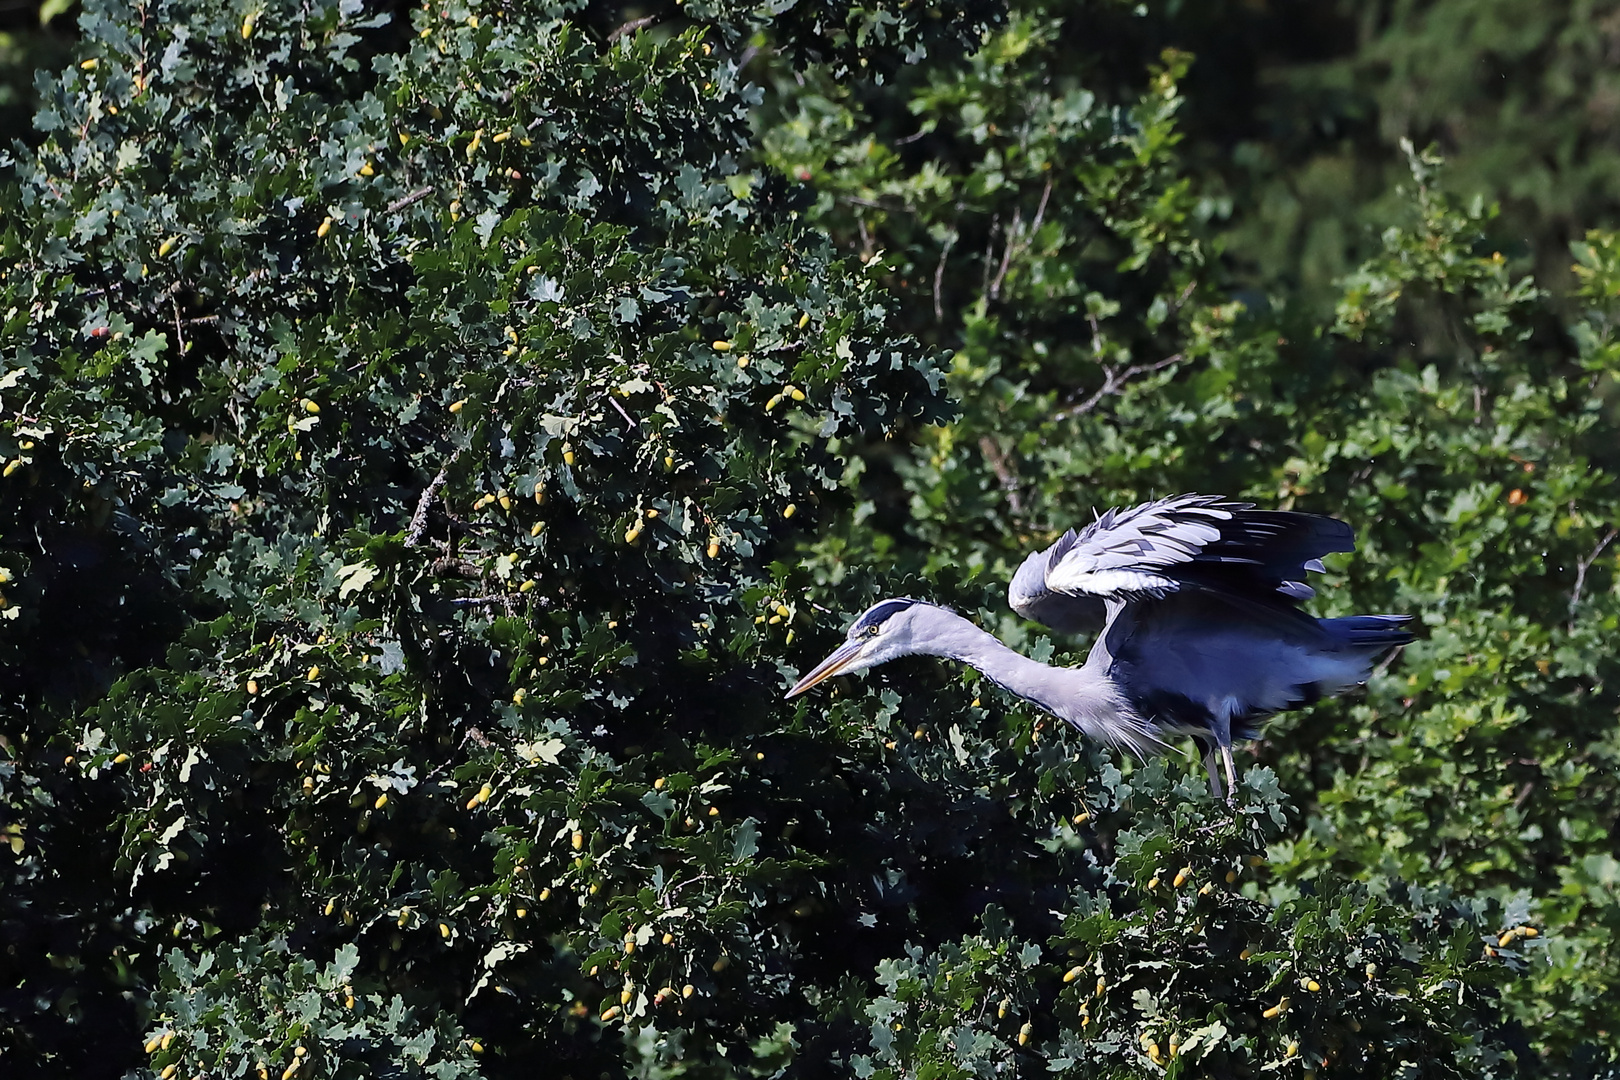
[[1210, 709, 1237, 806], [1196, 737, 1225, 802], [1221, 743, 1239, 801]]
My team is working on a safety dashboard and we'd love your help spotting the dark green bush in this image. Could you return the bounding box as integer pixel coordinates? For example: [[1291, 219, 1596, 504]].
[[1, 0, 1616, 1077]]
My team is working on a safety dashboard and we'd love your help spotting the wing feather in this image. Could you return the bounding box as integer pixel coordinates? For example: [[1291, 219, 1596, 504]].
[[1009, 494, 1356, 632]]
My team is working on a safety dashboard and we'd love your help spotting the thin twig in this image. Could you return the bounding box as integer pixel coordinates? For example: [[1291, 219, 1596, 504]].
[[988, 207, 1022, 301], [978, 436, 1023, 515], [933, 229, 957, 324], [387, 186, 434, 214], [171, 295, 186, 358], [447, 595, 518, 611], [608, 395, 637, 431], [1051, 353, 1183, 421], [1568, 526, 1618, 632], [988, 180, 1052, 302], [406, 450, 461, 547]]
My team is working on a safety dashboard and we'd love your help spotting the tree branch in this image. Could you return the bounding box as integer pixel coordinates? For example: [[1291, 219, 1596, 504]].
[[406, 450, 461, 547], [387, 186, 435, 214], [1051, 353, 1183, 421], [978, 436, 1023, 514], [1568, 526, 1618, 632]]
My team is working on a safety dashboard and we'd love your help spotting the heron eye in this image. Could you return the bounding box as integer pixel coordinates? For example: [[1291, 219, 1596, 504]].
[[865, 624, 882, 637]]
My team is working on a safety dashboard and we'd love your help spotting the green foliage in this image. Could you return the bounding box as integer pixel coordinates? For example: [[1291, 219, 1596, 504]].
[[2, 0, 1619, 1077]]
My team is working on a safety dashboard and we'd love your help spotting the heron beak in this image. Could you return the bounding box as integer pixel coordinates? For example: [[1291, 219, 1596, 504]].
[[785, 638, 867, 699]]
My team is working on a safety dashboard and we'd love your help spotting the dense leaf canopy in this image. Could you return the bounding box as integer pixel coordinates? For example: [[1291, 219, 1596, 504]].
[[2, 1, 1618, 1078]]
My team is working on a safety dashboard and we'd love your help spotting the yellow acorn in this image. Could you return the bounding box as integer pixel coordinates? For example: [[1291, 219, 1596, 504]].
[[302, 399, 320, 414], [653, 777, 666, 790], [324, 898, 336, 916], [499, 491, 512, 510], [317, 216, 333, 238], [466, 130, 483, 159], [682, 984, 695, 999], [706, 540, 720, 558], [538, 888, 551, 901], [1073, 811, 1091, 825], [787, 385, 806, 401], [712, 953, 729, 972], [374, 793, 388, 809], [1226, 870, 1238, 884], [736, 354, 750, 368], [765, 394, 783, 411], [448, 398, 466, 414], [114, 753, 129, 764], [797, 312, 810, 329], [162, 1067, 179, 1080], [439, 922, 451, 939], [145, 1036, 162, 1054], [1304, 978, 1320, 992], [662, 932, 674, 945], [358, 161, 374, 177], [625, 522, 643, 544], [712, 339, 732, 352], [1173, 866, 1192, 888], [1018, 1022, 1032, 1046], [783, 503, 797, 519], [572, 830, 584, 851], [533, 480, 546, 504], [530, 522, 545, 537], [1262, 996, 1290, 1019], [80, 58, 100, 70], [563, 447, 576, 466], [158, 236, 178, 257], [241, 10, 257, 37], [601, 1005, 621, 1021], [519, 579, 536, 593], [998, 998, 1010, 1019], [1062, 965, 1084, 984], [512, 688, 526, 705], [307, 665, 320, 681], [2, 460, 19, 478]]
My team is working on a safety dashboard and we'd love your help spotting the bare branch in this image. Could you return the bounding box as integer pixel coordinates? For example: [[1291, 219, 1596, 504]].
[[978, 436, 1023, 515], [933, 228, 958, 324], [406, 449, 461, 547], [988, 207, 1022, 301], [608, 14, 658, 42], [988, 181, 1052, 302], [608, 395, 637, 431], [1051, 353, 1183, 422], [386, 186, 435, 214], [1568, 526, 1618, 632]]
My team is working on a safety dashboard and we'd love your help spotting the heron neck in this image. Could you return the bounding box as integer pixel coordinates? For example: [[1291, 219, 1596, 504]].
[[919, 610, 1076, 714]]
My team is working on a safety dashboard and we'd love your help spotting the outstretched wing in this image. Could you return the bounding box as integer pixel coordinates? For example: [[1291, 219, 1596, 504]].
[[1008, 494, 1354, 632]]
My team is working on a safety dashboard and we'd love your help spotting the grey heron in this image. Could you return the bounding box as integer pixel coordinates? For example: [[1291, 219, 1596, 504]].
[[785, 494, 1412, 800]]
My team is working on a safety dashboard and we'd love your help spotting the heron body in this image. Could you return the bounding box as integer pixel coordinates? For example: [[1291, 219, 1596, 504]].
[[786, 495, 1412, 800]]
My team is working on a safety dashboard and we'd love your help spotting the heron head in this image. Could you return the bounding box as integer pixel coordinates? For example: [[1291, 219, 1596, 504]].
[[784, 597, 927, 698]]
